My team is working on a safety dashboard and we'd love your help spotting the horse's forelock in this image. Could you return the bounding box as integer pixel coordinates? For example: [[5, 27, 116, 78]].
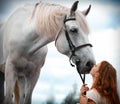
[[76, 11, 90, 34]]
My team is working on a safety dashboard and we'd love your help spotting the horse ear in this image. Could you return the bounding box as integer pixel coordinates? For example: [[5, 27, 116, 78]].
[[70, 1, 79, 16], [82, 5, 91, 16]]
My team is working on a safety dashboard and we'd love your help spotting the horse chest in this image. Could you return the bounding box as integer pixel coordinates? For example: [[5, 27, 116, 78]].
[[14, 45, 47, 76]]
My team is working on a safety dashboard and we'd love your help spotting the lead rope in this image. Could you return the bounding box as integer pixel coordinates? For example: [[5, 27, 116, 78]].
[[76, 62, 86, 95], [69, 57, 86, 94], [78, 70, 86, 95]]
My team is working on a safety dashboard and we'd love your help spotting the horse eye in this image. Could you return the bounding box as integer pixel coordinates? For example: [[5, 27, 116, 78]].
[[70, 28, 78, 33]]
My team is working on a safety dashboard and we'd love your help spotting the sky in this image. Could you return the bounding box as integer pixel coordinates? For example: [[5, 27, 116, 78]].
[[0, 0, 120, 103]]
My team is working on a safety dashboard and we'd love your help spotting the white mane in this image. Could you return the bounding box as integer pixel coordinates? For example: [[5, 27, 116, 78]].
[[35, 2, 68, 36]]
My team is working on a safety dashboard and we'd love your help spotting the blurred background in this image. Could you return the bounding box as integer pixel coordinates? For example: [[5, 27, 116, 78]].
[[0, 0, 120, 104]]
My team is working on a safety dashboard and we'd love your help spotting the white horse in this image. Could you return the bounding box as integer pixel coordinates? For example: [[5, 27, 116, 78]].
[[0, 1, 95, 104]]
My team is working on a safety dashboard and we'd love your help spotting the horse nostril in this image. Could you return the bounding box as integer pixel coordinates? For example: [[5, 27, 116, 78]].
[[86, 61, 94, 69]]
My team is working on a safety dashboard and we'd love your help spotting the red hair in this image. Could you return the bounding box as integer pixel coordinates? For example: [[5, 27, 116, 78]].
[[92, 61, 120, 104]]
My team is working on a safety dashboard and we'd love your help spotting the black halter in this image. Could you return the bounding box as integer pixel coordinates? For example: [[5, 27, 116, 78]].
[[64, 17, 93, 84]]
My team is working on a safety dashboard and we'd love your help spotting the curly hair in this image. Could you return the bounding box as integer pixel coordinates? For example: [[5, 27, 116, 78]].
[[92, 61, 120, 104]]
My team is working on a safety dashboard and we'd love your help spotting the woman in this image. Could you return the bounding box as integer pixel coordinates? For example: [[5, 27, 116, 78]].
[[80, 61, 120, 104]]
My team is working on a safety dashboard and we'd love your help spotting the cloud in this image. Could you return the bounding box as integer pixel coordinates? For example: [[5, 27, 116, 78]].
[[86, 3, 120, 31], [89, 27, 120, 61]]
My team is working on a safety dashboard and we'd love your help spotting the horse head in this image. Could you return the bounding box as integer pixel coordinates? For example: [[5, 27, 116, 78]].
[[55, 1, 96, 74]]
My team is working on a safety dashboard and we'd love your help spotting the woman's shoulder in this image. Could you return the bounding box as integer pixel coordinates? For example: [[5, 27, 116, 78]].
[[87, 88, 106, 104], [87, 88, 98, 94], [87, 88, 100, 99]]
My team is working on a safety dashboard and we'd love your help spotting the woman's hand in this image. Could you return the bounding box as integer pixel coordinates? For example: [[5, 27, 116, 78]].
[[80, 84, 89, 104], [80, 84, 89, 95], [80, 84, 96, 104]]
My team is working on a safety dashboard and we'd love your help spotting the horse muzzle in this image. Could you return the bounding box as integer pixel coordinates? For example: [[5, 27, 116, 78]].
[[70, 54, 95, 74], [76, 59, 95, 74]]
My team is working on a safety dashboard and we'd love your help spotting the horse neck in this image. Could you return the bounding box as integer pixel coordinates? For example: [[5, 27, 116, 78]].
[[35, 2, 68, 42]]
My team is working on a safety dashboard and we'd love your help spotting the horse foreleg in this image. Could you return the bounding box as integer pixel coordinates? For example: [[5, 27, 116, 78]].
[[24, 66, 42, 104], [4, 58, 17, 104], [24, 78, 33, 104], [24, 47, 47, 104]]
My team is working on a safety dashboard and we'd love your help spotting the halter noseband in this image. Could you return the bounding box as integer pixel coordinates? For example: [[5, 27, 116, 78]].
[[64, 17, 93, 85]]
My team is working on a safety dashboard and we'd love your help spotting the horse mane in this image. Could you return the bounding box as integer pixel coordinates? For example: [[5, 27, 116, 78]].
[[33, 2, 89, 37], [35, 2, 68, 37]]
